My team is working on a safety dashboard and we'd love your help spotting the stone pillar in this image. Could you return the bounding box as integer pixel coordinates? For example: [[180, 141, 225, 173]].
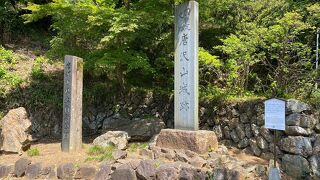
[[62, 55, 83, 152], [174, 0, 199, 130]]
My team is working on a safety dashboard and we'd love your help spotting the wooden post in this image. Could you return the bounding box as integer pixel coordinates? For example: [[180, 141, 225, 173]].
[[62, 55, 83, 152]]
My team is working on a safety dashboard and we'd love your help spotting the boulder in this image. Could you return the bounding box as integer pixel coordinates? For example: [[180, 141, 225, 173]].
[[136, 160, 156, 180], [0, 107, 32, 153], [93, 131, 129, 150], [313, 135, 320, 154], [212, 168, 244, 180], [235, 125, 246, 140], [256, 136, 268, 151], [74, 165, 96, 179], [230, 130, 240, 143], [103, 116, 165, 141], [14, 158, 31, 177], [25, 163, 42, 179], [282, 154, 310, 179], [280, 136, 312, 157], [0, 165, 13, 178], [57, 163, 75, 180], [238, 138, 249, 149], [155, 129, 218, 154], [111, 166, 137, 180], [112, 150, 127, 160], [286, 99, 311, 113], [285, 126, 310, 136], [251, 124, 260, 137], [286, 113, 317, 128], [156, 165, 179, 180], [94, 165, 111, 180], [249, 139, 261, 156], [308, 155, 320, 178], [41, 165, 56, 179]]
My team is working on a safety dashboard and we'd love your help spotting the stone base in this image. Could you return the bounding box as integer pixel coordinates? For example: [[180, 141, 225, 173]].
[[155, 129, 218, 154]]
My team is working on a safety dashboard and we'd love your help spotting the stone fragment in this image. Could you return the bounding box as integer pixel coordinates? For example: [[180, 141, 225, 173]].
[[285, 126, 310, 136], [249, 139, 261, 156], [280, 136, 312, 157], [14, 158, 31, 177], [0, 165, 13, 178], [245, 124, 252, 138], [111, 166, 137, 180], [74, 165, 96, 179], [0, 107, 32, 153], [136, 160, 156, 180], [41, 165, 56, 179], [93, 131, 129, 150], [235, 125, 246, 140], [155, 129, 218, 154], [57, 163, 75, 180], [308, 154, 320, 178], [94, 165, 111, 180], [282, 154, 310, 179], [230, 130, 239, 143], [103, 116, 165, 141], [112, 149, 127, 160], [238, 138, 249, 149], [286, 99, 311, 113], [25, 163, 42, 179], [256, 136, 268, 151], [156, 165, 179, 180], [223, 126, 231, 139]]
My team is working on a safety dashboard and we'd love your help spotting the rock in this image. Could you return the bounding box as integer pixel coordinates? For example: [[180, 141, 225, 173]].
[[308, 155, 320, 178], [260, 127, 272, 143], [286, 99, 311, 113], [94, 165, 111, 180], [161, 148, 175, 161], [93, 131, 129, 150], [139, 149, 154, 159], [155, 129, 218, 154], [0, 107, 32, 153], [0, 165, 13, 178], [286, 113, 317, 128], [245, 124, 252, 138], [14, 158, 31, 177], [41, 165, 56, 179], [212, 168, 243, 180], [315, 123, 320, 133], [229, 118, 239, 129], [103, 116, 165, 141], [285, 126, 310, 136], [313, 135, 320, 154], [280, 136, 312, 157], [25, 163, 42, 179], [256, 136, 268, 151], [286, 113, 301, 126], [217, 145, 228, 154], [57, 163, 75, 180], [213, 125, 223, 140], [156, 165, 179, 180], [111, 166, 137, 180], [136, 160, 156, 180], [179, 166, 207, 180], [238, 138, 249, 149], [112, 150, 127, 160], [251, 124, 260, 137], [255, 165, 266, 177], [249, 139, 261, 156], [230, 130, 240, 143], [240, 113, 249, 123], [174, 152, 190, 163], [235, 125, 246, 140], [74, 165, 96, 179], [223, 126, 231, 139], [189, 156, 206, 168], [282, 154, 310, 179]]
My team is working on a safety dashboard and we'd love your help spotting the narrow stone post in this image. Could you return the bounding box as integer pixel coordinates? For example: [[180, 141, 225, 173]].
[[174, 0, 199, 130], [62, 55, 83, 152]]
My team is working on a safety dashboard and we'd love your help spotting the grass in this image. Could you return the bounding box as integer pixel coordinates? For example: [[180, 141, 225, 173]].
[[127, 143, 149, 152], [27, 147, 40, 157], [86, 145, 115, 162]]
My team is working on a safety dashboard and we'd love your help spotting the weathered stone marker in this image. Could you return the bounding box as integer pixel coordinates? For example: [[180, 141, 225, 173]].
[[174, 0, 199, 130], [62, 55, 83, 152]]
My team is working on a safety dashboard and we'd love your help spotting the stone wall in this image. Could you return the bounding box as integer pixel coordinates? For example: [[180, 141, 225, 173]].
[[200, 99, 320, 179]]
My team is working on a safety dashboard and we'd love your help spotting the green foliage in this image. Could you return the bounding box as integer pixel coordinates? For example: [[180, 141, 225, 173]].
[[86, 145, 115, 162], [31, 56, 48, 79], [27, 147, 40, 156], [127, 143, 148, 152]]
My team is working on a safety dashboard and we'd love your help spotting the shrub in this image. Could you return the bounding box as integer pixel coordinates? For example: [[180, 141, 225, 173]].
[[27, 147, 40, 156]]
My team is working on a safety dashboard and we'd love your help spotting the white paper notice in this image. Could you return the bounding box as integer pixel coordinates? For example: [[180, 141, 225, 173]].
[[264, 98, 286, 130]]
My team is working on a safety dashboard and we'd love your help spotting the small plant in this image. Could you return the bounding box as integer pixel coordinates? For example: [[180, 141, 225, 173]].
[[86, 145, 115, 162], [27, 147, 40, 157], [128, 143, 149, 152]]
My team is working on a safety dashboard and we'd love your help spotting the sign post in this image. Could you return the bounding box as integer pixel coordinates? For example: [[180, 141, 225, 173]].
[[264, 98, 286, 180]]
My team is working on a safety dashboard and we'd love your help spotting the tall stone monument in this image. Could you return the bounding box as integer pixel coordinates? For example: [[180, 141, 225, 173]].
[[174, 0, 199, 130], [62, 55, 83, 152]]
